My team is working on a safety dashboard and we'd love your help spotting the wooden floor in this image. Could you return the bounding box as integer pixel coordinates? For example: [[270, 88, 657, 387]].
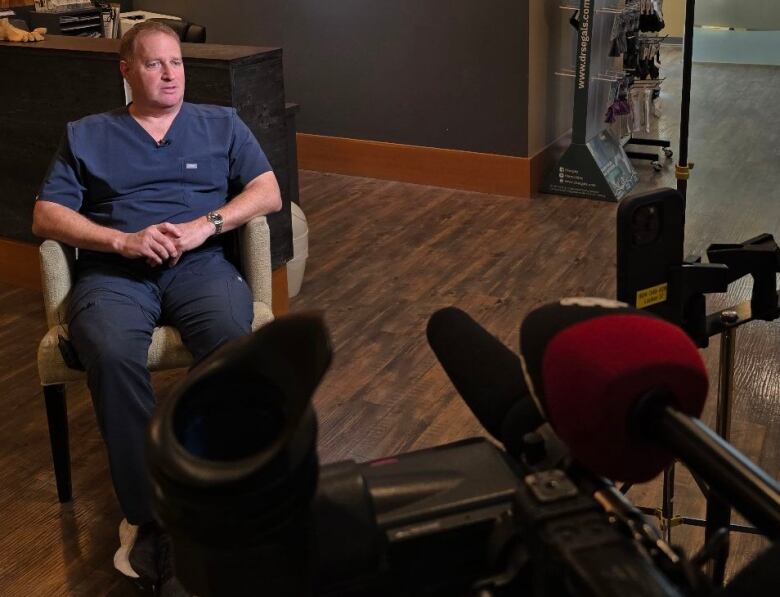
[[1, 49, 779, 594]]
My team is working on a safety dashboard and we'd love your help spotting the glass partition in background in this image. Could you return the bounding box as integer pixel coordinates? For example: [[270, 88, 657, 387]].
[[691, 0, 780, 66], [695, 0, 780, 31]]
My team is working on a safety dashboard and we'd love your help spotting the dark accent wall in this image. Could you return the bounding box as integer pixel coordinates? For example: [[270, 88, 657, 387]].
[[134, 0, 531, 157]]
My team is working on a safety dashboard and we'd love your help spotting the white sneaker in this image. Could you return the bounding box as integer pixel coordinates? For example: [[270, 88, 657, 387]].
[[113, 518, 140, 578], [113, 518, 160, 593]]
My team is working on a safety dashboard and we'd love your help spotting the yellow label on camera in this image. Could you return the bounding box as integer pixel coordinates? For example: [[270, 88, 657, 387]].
[[636, 283, 668, 309]]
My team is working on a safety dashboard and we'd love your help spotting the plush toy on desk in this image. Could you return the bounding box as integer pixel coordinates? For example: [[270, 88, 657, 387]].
[[0, 18, 46, 42]]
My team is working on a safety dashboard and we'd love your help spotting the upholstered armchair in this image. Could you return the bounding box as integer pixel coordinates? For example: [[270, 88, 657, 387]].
[[36, 216, 274, 502]]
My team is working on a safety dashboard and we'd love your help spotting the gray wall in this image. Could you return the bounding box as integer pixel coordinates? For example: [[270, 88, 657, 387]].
[[134, 0, 531, 156]]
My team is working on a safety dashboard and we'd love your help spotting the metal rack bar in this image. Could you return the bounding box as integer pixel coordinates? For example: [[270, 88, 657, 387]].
[[626, 150, 658, 161], [626, 137, 671, 148]]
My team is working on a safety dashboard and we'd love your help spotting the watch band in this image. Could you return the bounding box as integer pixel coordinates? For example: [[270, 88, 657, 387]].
[[207, 211, 224, 235]]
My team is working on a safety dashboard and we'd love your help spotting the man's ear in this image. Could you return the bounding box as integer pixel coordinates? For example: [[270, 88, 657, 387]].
[[119, 60, 130, 79]]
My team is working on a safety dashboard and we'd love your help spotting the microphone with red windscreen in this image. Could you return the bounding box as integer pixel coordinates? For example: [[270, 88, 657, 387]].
[[519, 297, 708, 483], [519, 298, 780, 538]]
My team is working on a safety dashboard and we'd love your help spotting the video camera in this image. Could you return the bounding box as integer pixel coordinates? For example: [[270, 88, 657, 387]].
[[146, 300, 780, 597]]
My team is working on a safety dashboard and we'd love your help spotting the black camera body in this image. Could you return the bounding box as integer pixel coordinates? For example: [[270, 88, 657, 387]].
[[296, 438, 683, 597], [147, 314, 702, 597]]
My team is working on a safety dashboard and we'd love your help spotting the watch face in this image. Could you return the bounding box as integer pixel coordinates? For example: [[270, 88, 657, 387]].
[[208, 212, 223, 233]]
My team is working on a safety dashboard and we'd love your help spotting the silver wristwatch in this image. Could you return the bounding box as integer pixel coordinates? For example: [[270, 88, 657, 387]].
[[206, 211, 224, 235]]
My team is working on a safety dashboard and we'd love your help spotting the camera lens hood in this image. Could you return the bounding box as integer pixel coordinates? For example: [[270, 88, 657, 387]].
[[147, 312, 332, 541]]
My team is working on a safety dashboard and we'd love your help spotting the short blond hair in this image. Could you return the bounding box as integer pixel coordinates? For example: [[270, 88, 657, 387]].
[[119, 21, 180, 62]]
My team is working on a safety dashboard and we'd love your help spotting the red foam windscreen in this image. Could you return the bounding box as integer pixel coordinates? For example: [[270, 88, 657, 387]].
[[542, 314, 708, 482]]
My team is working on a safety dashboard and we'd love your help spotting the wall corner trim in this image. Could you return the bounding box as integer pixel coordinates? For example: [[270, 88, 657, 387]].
[[529, 129, 572, 195]]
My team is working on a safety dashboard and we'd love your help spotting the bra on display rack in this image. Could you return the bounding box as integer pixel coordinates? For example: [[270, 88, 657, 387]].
[[605, 0, 673, 171]]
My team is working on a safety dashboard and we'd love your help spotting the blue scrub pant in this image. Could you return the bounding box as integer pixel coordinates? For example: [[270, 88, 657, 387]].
[[67, 249, 253, 525]]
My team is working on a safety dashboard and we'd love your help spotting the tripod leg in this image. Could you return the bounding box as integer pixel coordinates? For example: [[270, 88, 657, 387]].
[[705, 326, 737, 584], [661, 463, 676, 543], [705, 492, 731, 584], [715, 325, 736, 442]]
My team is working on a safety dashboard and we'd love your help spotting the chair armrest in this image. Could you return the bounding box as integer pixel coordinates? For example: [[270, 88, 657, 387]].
[[39, 240, 76, 329], [238, 215, 273, 307]]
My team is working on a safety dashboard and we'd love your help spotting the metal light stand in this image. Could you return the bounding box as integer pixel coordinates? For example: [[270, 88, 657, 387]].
[[705, 315, 738, 584], [625, 295, 780, 585], [676, 0, 697, 199]]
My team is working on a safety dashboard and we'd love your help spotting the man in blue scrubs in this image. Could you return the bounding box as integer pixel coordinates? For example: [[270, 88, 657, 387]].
[[32, 21, 282, 596]]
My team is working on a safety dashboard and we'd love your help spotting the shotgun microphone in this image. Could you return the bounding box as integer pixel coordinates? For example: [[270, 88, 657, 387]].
[[426, 307, 543, 459]]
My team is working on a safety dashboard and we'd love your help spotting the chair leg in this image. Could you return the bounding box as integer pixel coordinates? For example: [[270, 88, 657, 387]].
[[43, 384, 72, 503]]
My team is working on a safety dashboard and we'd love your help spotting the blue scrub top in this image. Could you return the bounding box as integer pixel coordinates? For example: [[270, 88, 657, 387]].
[[38, 102, 272, 265]]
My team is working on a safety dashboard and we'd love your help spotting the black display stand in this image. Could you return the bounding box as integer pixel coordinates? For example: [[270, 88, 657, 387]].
[[542, 0, 638, 202]]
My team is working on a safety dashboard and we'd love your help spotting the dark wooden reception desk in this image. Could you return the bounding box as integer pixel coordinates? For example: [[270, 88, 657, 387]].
[[0, 35, 293, 301]]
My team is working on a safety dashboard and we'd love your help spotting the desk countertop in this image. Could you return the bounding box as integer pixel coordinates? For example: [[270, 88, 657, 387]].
[[0, 35, 280, 63]]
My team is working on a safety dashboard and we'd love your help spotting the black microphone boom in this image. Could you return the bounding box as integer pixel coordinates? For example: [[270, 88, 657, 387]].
[[637, 393, 780, 539]]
